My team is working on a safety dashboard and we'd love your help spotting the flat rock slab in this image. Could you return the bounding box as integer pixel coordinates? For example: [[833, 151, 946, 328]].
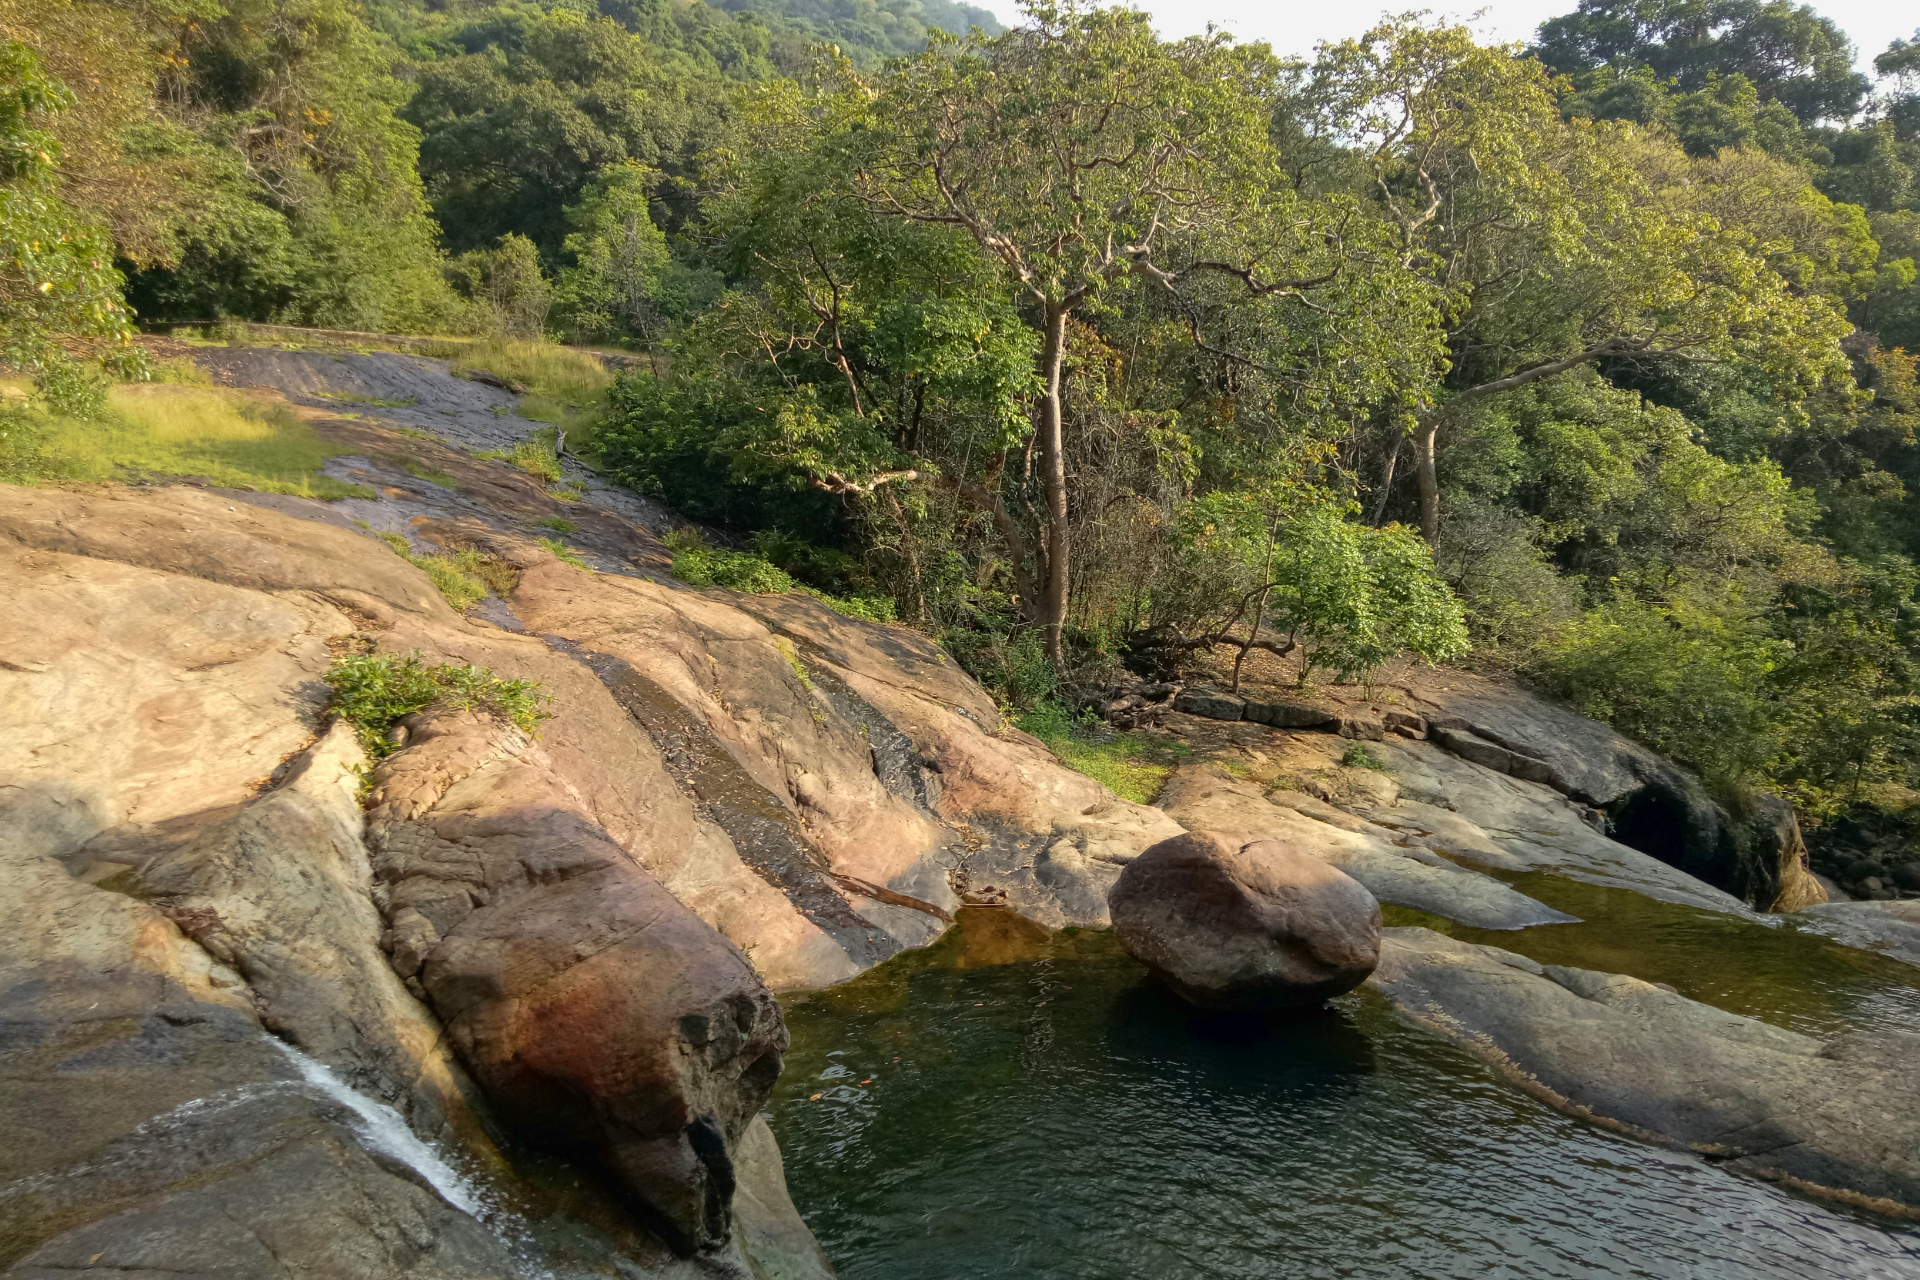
[[1795, 900, 1920, 971], [1369, 927, 1920, 1214]]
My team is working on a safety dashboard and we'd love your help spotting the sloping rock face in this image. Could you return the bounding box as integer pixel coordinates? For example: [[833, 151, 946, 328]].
[[1109, 831, 1380, 1010], [0, 477, 1201, 1274], [0, 484, 832, 1275], [1161, 662, 1823, 911], [1369, 928, 1920, 1214]]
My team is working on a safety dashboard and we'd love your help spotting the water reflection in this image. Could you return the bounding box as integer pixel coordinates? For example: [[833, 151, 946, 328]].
[[770, 909, 1920, 1280]]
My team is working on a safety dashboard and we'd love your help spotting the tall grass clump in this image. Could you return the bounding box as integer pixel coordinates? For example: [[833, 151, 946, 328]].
[[450, 339, 613, 456]]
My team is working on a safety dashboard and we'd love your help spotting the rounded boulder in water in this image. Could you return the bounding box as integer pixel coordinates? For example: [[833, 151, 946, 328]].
[[1108, 830, 1381, 1012]]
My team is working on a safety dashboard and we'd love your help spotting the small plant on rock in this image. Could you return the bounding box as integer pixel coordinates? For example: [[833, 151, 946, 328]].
[[325, 652, 550, 759]]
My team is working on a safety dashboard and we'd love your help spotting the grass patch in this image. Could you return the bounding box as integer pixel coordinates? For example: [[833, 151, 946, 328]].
[[449, 338, 613, 456], [550, 484, 585, 502], [1016, 700, 1177, 805], [506, 431, 564, 483], [518, 394, 567, 424], [0, 384, 372, 498], [394, 454, 457, 488], [528, 516, 578, 533], [667, 535, 899, 622], [377, 533, 516, 609], [147, 356, 213, 387], [386, 425, 444, 442], [326, 392, 418, 409], [325, 652, 549, 759], [537, 536, 588, 569]]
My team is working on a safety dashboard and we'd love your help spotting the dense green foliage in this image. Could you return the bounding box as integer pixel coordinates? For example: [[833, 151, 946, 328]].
[[18, 0, 1920, 828], [324, 651, 550, 757]]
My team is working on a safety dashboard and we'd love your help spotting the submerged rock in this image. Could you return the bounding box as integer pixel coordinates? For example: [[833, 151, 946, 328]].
[[1108, 830, 1381, 1011]]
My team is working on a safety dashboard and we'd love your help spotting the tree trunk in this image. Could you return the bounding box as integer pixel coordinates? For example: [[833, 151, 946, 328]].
[[1036, 301, 1072, 670], [1414, 416, 1441, 546]]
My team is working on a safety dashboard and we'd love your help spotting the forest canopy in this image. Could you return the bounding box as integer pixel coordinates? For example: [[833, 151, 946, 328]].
[[7, 0, 1920, 825]]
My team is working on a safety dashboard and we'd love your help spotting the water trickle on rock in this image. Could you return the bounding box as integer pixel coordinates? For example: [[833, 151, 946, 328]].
[[267, 1038, 486, 1215]]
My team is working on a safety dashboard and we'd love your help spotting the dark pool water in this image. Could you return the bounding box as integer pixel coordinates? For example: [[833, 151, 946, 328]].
[[767, 909, 1920, 1280]]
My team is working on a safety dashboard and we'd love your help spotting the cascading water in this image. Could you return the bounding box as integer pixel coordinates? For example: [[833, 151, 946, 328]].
[[266, 1038, 483, 1216], [265, 1039, 555, 1280]]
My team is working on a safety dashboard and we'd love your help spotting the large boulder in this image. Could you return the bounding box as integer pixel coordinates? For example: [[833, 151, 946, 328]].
[[368, 706, 788, 1257], [1107, 830, 1382, 1011]]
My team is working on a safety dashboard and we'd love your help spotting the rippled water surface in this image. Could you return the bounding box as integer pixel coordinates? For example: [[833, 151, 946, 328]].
[[768, 909, 1920, 1280]]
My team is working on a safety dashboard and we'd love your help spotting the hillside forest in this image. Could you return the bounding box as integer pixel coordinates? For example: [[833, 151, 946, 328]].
[[9, 0, 1920, 836]]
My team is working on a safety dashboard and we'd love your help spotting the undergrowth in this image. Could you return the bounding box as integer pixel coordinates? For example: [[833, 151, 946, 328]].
[[325, 652, 549, 759], [666, 533, 897, 622], [1015, 700, 1188, 805]]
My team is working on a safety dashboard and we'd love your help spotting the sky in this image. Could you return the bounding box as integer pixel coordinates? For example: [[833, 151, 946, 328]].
[[972, 0, 1917, 77]]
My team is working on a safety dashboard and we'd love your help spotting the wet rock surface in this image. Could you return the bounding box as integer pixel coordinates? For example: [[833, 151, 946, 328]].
[[1109, 830, 1381, 1010], [1369, 927, 1920, 1214], [1795, 900, 1920, 970]]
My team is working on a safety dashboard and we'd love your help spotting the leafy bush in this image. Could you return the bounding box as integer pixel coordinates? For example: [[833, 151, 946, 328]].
[[325, 652, 549, 758], [33, 354, 111, 419], [671, 545, 798, 593], [1181, 499, 1471, 685], [1526, 592, 1787, 788]]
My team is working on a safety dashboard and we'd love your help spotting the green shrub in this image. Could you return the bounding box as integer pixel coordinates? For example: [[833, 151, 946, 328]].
[[672, 545, 798, 593], [325, 652, 549, 758], [1342, 742, 1388, 771], [33, 353, 111, 419]]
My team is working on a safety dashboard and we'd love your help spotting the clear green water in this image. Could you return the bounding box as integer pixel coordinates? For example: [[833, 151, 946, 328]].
[[768, 908, 1920, 1280]]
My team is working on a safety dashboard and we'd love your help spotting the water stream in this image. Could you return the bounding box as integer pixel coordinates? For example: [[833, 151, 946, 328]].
[[767, 905, 1920, 1280]]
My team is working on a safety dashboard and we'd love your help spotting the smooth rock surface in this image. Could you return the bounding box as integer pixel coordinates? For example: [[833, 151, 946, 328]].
[[1108, 830, 1381, 1010], [1369, 927, 1920, 1212], [1157, 764, 1578, 930], [138, 722, 490, 1143], [1795, 899, 1920, 970]]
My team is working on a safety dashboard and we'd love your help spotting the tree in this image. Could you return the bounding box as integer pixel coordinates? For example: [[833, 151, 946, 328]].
[[823, 2, 1378, 667], [0, 41, 139, 398], [1533, 0, 1870, 124], [555, 162, 670, 342], [1316, 18, 1854, 545]]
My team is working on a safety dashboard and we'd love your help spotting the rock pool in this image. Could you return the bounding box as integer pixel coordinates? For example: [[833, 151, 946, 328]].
[[768, 908, 1920, 1279]]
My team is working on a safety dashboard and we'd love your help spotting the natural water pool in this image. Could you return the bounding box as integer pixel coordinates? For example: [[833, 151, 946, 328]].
[[767, 907, 1920, 1280]]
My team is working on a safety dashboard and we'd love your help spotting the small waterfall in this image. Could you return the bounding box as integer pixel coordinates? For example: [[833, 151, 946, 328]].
[[267, 1038, 483, 1217]]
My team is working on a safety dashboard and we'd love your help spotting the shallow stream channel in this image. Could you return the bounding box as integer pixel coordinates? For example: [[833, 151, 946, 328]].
[[767, 882, 1920, 1280]]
